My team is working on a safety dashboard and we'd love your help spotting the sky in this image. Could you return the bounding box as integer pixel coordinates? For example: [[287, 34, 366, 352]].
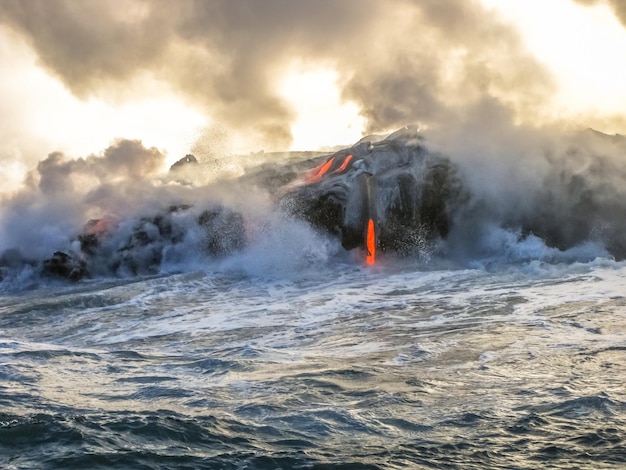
[[1, 0, 626, 192]]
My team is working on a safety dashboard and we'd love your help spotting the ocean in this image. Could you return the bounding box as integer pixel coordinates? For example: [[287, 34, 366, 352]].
[[1, 129, 625, 468], [1, 253, 624, 469]]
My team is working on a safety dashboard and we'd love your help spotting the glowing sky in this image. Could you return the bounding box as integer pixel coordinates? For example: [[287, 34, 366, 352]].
[[482, 0, 626, 119], [1, 0, 626, 190], [0, 26, 207, 179]]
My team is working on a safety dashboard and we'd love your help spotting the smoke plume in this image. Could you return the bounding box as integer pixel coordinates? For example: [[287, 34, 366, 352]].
[[0, 0, 559, 149], [1, 0, 626, 284]]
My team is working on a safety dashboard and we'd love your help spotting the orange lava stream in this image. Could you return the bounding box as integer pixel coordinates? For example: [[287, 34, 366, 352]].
[[334, 154, 353, 174], [366, 218, 376, 266], [306, 157, 335, 183]]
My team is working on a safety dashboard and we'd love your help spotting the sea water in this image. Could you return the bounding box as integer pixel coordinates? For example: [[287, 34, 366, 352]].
[[1, 248, 624, 469], [1, 129, 626, 468]]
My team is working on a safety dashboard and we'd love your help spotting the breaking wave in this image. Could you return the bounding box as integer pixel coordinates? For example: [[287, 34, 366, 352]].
[[1, 126, 625, 290]]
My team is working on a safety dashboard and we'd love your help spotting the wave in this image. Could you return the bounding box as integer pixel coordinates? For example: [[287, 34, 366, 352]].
[[1, 391, 623, 470], [1, 126, 625, 289]]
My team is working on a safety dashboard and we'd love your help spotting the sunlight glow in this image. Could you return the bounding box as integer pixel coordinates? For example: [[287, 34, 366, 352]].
[[482, 0, 626, 117], [0, 27, 207, 173], [277, 66, 365, 150]]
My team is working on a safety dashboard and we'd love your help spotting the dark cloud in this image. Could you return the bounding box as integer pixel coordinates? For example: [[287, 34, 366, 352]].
[[0, 0, 554, 148], [341, 0, 553, 133], [0, 0, 169, 92]]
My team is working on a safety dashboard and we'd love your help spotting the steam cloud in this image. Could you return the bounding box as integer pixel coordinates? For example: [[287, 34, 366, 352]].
[[1, 0, 559, 147], [575, 0, 626, 25], [0, 140, 164, 259], [1, 0, 626, 283]]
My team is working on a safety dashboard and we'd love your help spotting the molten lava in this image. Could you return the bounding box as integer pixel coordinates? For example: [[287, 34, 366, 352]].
[[334, 154, 353, 174], [366, 218, 376, 266], [306, 153, 354, 185], [307, 157, 335, 183]]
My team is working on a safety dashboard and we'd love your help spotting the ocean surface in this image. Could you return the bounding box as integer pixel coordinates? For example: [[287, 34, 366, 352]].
[[1, 251, 625, 469]]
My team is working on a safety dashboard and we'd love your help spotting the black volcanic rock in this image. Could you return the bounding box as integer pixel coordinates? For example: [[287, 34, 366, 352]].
[[26, 126, 626, 283], [42, 251, 86, 282], [169, 154, 198, 172], [280, 126, 466, 255], [67, 204, 249, 278], [198, 207, 246, 256]]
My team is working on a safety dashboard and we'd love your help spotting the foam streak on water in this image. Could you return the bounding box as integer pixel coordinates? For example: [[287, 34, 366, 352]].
[[1, 260, 625, 469]]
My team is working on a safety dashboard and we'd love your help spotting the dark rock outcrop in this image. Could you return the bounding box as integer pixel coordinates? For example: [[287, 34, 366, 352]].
[[169, 154, 198, 172], [198, 207, 246, 256], [66, 204, 247, 278], [280, 126, 466, 256], [42, 251, 86, 282]]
